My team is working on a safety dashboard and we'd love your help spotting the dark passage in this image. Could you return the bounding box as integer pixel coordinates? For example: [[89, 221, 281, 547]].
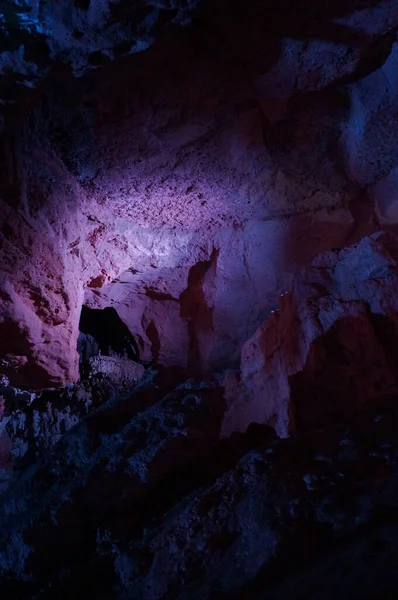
[[77, 306, 140, 365]]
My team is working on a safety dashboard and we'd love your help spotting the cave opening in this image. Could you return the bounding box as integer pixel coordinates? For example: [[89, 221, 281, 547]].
[[77, 305, 140, 370]]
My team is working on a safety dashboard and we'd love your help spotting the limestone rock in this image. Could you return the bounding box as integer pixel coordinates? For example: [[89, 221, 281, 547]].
[[4, 0, 398, 388], [1, 373, 398, 598], [240, 232, 398, 437], [87, 355, 145, 385]]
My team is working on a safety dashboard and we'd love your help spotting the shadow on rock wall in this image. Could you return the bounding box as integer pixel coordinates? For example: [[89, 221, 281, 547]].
[[289, 312, 398, 434]]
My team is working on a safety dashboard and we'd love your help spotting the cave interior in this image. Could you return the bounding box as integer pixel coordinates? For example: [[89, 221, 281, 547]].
[[2, 0, 398, 597]]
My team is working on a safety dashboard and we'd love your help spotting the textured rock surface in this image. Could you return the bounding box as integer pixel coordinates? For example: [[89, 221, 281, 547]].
[[0, 368, 229, 589], [240, 232, 398, 437], [87, 355, 145, 384], [6, 0, 398, 387], [0, 0, 199, 128], [0, 357, 145, 494], [0, 379, 93, 493], [3, 1, 398, 597], [1, 369, 398, 598]]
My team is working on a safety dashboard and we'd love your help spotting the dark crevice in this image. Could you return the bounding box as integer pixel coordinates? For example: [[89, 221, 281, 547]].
[[145, 320, 160, 365], [78, 306, 140, 370]]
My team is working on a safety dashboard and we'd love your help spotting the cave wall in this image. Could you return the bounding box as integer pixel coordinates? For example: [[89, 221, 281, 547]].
[[2, 0, 398, 387], [239, 232, 398, 437]]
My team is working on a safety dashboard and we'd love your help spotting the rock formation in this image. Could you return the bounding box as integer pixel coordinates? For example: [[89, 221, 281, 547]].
[[4, 0, 398, 388], [1, 363, 398, 598], [2, 0, 398, 597], [240, 232, 398, 437]]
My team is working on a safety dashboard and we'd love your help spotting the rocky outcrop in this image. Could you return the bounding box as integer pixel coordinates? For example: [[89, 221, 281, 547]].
[[86, 355, 145, 384], [240, 232, 398, 437], [5, 229, 398, 496], [0, 356, 145, 494], [0, 0, 199, 128], [0, 376, 97, 494], [0, 369, 229, 590], [1, 367, 398, 598]]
